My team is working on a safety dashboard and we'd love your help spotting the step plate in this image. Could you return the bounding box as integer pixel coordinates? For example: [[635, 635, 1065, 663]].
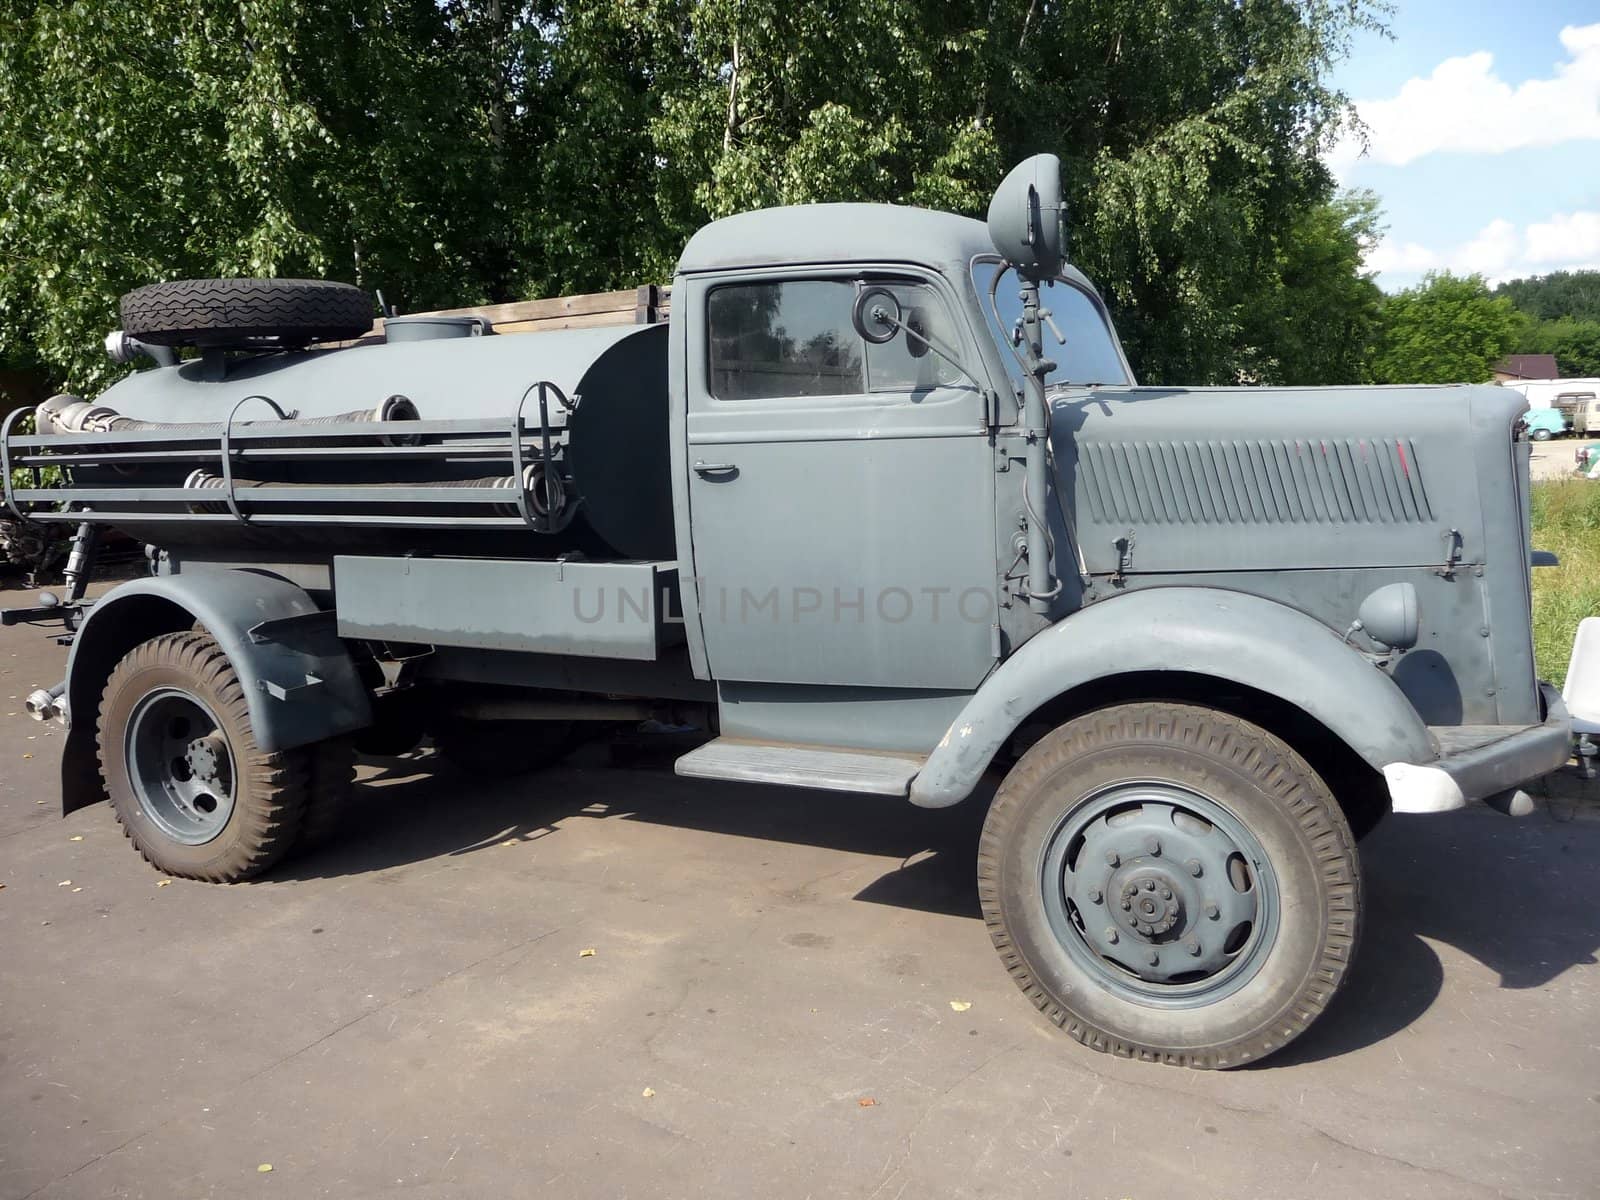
[[674, 739, 924, 795]]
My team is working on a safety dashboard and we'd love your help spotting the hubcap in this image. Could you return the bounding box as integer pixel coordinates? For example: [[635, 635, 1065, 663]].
[[1039, 782, 1279, 1007], [125, 689, 237, 845]]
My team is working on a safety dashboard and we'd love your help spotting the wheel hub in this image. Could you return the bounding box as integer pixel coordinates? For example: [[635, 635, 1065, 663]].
[[1040, 782, 1277, 1002], [125, 689, 237, 846], [1117, 871, 1182, 938], [184, 734, 226, 785]]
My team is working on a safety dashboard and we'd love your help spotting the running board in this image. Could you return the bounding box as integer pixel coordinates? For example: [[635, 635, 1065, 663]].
[[674, 739, 924, 795]]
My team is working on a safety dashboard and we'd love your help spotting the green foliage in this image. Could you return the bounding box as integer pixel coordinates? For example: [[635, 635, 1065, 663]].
[[0, 0, 1388, 392], [1368, 272, 1521, 385], [1494, 270, 1600, 325], [1239, 191, 1384, 385], [1516, 317, 1600, 378], [1496, 270, 1600, 379], [1530, 479, 1600, 686]]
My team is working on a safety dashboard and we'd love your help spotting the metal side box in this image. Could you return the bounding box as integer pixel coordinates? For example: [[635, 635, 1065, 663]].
[[332, 556, 680, 660]]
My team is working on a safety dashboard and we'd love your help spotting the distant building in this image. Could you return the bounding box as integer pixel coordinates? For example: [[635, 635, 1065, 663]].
[[1493, 354, 1560, 382]]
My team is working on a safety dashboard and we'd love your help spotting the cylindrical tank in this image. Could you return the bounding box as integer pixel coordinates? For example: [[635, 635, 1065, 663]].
[[70, 323, 674, 560]]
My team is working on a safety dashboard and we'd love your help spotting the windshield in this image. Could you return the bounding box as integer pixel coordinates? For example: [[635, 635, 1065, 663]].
[[971, 259, 1130, 390]]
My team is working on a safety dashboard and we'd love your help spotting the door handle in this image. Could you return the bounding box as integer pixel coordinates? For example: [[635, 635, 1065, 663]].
[[693, 461, 739, 477]]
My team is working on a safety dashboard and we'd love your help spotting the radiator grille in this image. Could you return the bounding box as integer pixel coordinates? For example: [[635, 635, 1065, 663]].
[[1077, 438, 1434, 526]]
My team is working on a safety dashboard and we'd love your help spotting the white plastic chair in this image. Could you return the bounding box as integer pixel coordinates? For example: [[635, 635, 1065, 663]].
[[1564, 617, 1600, 777]]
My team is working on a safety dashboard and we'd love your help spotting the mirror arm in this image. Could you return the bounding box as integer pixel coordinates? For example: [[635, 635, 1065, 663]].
[[872, 310, 977, 386]]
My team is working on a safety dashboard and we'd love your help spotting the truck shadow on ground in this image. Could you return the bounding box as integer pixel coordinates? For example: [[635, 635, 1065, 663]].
[[275, 739, 1600, 1067]]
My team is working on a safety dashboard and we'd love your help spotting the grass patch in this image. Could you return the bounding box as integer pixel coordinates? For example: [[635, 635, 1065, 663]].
[[1530, 479, 1600, 686]]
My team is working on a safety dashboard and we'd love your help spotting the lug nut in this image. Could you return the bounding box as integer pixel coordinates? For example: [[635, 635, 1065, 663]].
[[1144, 879, 1156, 891], [1160, 887, 1172, 901], [1087, 888, 1102, 904], [1146, 837, 1161, 856], [1186, 859, 1203, 878], [1105, 928, 1119, 944], [1120, 899, 1132, 911], [1204, 901, 1219, 920], [1106, 850, 1120, 867], [1186, 940, 1201, 957]]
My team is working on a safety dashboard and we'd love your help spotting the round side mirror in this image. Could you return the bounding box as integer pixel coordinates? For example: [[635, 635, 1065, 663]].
[[852, 287, 901, 345]]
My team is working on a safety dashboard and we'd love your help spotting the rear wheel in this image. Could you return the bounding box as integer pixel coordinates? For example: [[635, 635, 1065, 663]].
[[979, 702, 1360, 1068], [98, 632, 310, 881]]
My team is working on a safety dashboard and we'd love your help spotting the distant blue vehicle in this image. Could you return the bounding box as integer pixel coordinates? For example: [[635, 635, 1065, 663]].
[[1524, 406, 1568, 441]]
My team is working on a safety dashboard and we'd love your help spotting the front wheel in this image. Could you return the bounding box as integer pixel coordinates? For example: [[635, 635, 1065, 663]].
[[979, 702, 1360, 1068], [1532, 427, 1554, 441]]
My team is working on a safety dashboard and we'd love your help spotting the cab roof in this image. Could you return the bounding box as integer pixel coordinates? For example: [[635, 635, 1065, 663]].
[[675, 201, 1103, 296], [676, 203, 993, 277]]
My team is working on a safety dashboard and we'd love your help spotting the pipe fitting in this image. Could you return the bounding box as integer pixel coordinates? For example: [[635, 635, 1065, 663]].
[[25, 682, 67, 726]]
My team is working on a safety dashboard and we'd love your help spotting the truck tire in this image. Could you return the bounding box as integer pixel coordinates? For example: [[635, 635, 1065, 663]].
[[97, 632, 311, 881], [979, 702, 1360, 1068], [1531, 427, 1553, 441], [433, 719, 576, 778], [293, 737, 358, 853], [119, 278, 372, 348]]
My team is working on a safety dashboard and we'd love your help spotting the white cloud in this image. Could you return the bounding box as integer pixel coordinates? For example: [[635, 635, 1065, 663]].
[[1331, 23, 1600, 172], [1367, 209, 1600, 285]]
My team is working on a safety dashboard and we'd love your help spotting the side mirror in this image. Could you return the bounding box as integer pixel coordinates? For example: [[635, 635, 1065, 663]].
[[852, 287, 901, 345], [987, 154, 1066, 280]]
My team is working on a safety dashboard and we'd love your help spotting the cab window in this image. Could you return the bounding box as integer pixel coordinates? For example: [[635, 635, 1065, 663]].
[[707, 279, 965, 401]]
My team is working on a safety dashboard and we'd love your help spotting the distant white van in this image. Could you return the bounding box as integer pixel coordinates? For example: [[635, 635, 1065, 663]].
[[1503, 377, 1600, 409]]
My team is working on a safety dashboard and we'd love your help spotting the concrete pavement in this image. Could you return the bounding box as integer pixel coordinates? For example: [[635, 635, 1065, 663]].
[[2, 584, 1598, 1200]]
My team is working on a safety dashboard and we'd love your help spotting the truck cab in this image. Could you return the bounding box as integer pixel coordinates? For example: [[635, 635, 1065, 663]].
[[1, 156, 1579, 1069]]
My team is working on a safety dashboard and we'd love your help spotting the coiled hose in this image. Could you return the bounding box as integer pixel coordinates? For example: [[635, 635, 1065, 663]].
[[182, 462, 567, 520], [35, 393, 420, 446]]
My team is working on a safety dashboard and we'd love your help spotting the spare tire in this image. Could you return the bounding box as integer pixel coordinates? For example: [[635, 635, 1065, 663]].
[[120, 278, 373, 348]]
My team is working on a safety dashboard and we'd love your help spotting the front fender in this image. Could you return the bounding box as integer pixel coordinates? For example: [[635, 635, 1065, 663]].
[[59, 570, 371, 813], [909, 587, 1435, 808]]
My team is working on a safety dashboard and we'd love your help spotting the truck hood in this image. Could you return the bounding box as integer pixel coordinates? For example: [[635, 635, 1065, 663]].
[[1050, 383, 1525, 575]]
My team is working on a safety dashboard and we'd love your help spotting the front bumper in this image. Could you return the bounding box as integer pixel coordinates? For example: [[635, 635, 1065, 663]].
[[1384, 683, 1573, 814]]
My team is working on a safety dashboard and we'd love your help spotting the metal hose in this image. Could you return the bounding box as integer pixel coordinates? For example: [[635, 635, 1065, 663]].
[[182, 461, 566, 520], [35, 393, 420, 444]]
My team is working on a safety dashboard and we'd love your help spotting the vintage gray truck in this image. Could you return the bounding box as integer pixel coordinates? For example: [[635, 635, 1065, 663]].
[[2, 157, 1582, 1068]]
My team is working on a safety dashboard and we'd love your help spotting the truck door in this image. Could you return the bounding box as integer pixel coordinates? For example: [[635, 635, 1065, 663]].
[[681, 271, 998, 690]]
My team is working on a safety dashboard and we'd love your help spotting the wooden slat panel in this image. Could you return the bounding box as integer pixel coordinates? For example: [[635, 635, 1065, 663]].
[[418, 289, 640, 324], [344, 285, 672, 343]]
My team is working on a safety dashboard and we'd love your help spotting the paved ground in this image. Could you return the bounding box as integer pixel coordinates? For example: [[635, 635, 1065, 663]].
[[1530, 438, 1582, 482], [2, 582, 1599, 1200]]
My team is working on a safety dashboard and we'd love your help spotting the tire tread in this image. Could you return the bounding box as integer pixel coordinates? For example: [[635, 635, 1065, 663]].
[[98, 632, 310, 882], [976, 702, 1360, 1069]]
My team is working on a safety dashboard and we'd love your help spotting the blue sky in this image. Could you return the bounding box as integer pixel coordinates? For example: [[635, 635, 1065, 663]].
[[1329, 2, 1600, 290]]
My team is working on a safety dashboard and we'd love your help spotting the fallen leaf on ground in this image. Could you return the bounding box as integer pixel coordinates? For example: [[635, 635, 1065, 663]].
[[257, 1163, 273, 1173], [579, 947, 596, 958], [69, 835, 83, 842], [641, 1087, 655, 1098], [858, 1097, 878, 1108], [71, 887, 81, 893], [21, 753, 31, 759], [156, 879, 172, 887], [0, 882, 7, 889], [57, 879, 71, 887], [500, 839, 519, 847], [949, 1000, 972, 1012]]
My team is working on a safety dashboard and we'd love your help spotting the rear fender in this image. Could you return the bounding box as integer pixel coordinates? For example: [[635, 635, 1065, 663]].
[[58, 570, 371, 813], [909, 586, 1435, 808]]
